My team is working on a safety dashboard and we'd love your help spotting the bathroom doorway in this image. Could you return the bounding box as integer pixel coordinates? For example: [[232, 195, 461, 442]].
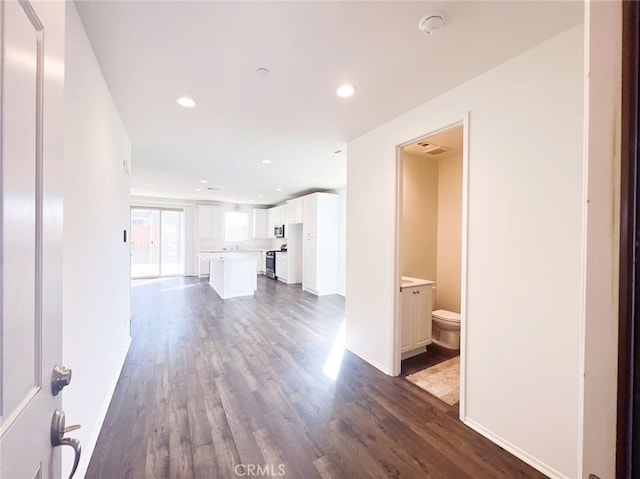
[[394, 118, 469, 417]]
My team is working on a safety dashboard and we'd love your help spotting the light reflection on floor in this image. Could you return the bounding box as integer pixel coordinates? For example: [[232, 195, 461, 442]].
[[322, 319, 346, 381]]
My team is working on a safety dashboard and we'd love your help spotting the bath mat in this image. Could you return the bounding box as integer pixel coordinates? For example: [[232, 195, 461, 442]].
[[406, 356, 460, 406]]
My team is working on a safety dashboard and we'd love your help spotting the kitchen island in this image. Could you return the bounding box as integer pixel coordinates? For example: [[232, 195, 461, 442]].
[[198, 252, 258, 299]]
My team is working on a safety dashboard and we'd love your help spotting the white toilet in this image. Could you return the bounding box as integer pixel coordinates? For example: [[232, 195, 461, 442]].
[[432, 309, 461, 350]]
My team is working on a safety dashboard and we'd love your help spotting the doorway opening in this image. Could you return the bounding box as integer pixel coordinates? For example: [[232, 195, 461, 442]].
[[394, 118, 469, 417], [130, 207, 185, 278]]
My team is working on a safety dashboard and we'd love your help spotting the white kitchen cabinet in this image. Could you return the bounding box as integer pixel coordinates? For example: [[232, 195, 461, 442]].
[[286, 198, 303, 224], [255, 251, 265, 274], [275, 253, 288, 282], [198, 257, 210, 277], [267, 205, 287, 238], [252, 208, 269, 238], [276, 249, 301, 285], [301, 193, 338, 295], [276, 205, 286, 226], [302, 196, 318, 238], [198, 205, 223, 239], [302, 192, 338, 239], [400, 284, 434, 358], [267, 208, 276, 238], [302, 237, 317, 291]]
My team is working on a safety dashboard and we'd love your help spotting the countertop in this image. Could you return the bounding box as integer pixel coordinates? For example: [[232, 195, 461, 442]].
[[199, 249, 269, 253], [401, 276, 436, 290], [197, 252, 258, 261]]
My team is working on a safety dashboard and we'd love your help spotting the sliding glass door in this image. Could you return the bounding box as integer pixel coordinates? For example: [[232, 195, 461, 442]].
[[160, 210, 182, 276], [130, 208, 184, 278]]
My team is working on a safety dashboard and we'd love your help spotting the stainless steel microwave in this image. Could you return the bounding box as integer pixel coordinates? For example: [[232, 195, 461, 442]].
[[274, 225, 285, 238]]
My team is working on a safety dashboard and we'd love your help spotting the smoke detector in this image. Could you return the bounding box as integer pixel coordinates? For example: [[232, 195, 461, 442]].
[[419, 13, 446, 36]]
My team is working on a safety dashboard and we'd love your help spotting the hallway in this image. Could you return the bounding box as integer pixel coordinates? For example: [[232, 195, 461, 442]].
[[87, 276, 544, 478]]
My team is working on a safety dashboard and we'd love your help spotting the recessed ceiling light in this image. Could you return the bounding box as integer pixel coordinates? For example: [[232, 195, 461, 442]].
[[176, 96, 197, 108], [262, 159, 272, 164], [200, 179, 208, 184], [275, 188, 282, 192], [195, 188, 201, 192], [258, 195, 264, 199], [249, 199, 254, 202], [336, 84, 356, 98], [256, 67, 270, 78]]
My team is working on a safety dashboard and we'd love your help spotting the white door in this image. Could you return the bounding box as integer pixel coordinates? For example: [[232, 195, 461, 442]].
[[1, 1, 74, 479]]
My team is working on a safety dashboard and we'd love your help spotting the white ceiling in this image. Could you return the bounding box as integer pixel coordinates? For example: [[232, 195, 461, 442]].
[[75, 1, 582, 206]]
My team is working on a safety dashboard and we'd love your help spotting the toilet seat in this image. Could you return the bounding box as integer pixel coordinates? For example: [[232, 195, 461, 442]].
[[432, 309, 460, 324]]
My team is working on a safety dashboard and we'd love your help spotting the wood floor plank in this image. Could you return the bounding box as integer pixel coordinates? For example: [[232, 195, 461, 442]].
[[86, 276, 547, 479]]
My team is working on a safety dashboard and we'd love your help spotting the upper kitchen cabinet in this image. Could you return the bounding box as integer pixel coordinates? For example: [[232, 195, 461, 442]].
[[198, 204, 223, 239], [286, 198, 303, 224], [267, 205, 288, 238], [252, 208, 270, 238], [267, 207, 276, 237], [276, 205, 287, 225], [302, 193, 338, 238]]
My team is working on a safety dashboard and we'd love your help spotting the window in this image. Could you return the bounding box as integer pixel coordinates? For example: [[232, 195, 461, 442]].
[[225, 211, 249, 241]]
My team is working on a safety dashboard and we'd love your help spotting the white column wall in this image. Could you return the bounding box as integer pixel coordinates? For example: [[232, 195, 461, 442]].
[[62, 4, 132, 477], [346, 26, 584, 478], [580, 1, 622, 477]]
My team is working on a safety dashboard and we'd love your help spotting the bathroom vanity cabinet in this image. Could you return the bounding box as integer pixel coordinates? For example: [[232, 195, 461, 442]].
[[400, 279, 434, 358]]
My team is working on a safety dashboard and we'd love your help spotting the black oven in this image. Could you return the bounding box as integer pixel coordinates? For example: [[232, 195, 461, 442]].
[[265, 251, 277, 279]]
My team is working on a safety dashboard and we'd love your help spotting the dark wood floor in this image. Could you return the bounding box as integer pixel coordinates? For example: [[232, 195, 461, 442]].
[[401, 345, 460, 378], [87, 276, 546, 479]]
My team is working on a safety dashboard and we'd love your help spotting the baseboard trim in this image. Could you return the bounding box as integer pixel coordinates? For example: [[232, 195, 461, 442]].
[[346, 346, 392, 376], [463, 417, 571, 479], [76, 336, 132, 479]]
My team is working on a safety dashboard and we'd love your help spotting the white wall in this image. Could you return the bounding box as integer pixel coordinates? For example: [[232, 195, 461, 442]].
[[580, 1, 622, 477], [401, 152, 439, 282], [346, 25, 584, 479], [63, 4, 132, 477], [435, 153, 463, 312]]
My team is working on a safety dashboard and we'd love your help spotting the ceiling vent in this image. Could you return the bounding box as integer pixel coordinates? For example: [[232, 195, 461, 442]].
[[425, 146, 450, 155], [415, 141, 450, 155]]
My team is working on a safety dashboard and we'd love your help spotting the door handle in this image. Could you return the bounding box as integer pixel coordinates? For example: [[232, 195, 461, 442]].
[[51, 409, 81, 479]]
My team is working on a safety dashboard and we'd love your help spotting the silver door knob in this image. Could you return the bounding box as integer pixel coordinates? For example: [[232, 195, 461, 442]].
[[51, 364, 72, 396], [51, 409, 81, 479]]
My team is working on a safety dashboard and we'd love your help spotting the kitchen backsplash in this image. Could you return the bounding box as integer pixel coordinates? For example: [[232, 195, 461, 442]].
[[197, 238, 285, 252]]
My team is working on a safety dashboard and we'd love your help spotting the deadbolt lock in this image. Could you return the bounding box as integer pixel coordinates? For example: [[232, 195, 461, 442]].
[[51, 364, 72, 396]]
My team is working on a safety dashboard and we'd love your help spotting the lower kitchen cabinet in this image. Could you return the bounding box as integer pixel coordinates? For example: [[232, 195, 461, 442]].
[[276, 254, 287, 283], [198, 257, 210, 277], [275, 251, 301, 284]]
